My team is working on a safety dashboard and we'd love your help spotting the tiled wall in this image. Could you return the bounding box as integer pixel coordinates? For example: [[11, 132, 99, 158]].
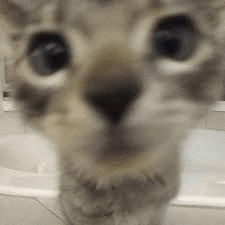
[[0, 110, 225, 136]]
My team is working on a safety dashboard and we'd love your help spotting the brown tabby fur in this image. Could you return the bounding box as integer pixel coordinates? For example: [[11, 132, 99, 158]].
[[0, 0, 225, 224]]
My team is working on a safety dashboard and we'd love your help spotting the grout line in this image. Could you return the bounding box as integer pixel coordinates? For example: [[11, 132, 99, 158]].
[[0, 193, 36, 200], [35, 199, 66, 224], [0, 194, 66, 223]]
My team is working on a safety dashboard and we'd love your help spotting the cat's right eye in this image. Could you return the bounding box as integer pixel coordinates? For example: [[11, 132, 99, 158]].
[[28, 33, 70, 76]]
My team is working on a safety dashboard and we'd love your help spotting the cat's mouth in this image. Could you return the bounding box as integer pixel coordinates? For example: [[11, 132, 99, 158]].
[[94, 125, 144, 161]]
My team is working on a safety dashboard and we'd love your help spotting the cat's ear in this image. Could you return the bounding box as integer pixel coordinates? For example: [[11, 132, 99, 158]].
[[0, 0, 49, 27], [0, 0, 41, 56], [0, 0, 59, 56]]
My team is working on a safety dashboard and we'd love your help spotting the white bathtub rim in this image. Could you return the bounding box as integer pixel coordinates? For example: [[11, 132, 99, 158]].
[[171, 195, 225, 208], [0, 185, 59, 198], [0, 166, 60, 198]]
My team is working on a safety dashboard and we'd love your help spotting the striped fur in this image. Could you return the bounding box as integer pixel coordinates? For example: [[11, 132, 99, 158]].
[[0, 0, 225, 224]]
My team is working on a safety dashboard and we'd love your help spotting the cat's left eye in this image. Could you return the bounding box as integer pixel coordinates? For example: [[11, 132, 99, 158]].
[[28, 33, 70, 76], [152, 15, 196, 61]]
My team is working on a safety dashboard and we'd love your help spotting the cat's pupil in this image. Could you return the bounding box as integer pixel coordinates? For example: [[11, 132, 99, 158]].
[[165, 37, 181, 56], [44, 42, 67, 70], [155, 29, 182, 58], [153, 16, 196, 61], [28, 34, 70, 76]]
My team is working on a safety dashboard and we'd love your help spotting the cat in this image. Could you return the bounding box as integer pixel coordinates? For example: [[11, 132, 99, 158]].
[[0, 0, 225, 224]]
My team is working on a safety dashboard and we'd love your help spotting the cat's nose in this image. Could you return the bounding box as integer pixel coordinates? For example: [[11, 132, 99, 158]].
[[86, 81, 140, 124], [83, 43, 142, 124]]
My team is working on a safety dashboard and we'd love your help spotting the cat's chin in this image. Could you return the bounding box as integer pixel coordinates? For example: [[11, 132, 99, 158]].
[[60, 131, 179, 189], [62, 157, 158, 190]]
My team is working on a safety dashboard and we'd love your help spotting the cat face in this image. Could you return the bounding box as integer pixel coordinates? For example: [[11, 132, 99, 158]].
[[0, 0, 225, 184]]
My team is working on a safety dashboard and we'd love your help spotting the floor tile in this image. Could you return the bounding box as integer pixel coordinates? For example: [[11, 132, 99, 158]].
[[166, 206, 225, 225], [0, 195, 64, 225]]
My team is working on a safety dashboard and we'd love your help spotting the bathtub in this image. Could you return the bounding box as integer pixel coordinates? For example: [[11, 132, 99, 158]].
[[1, 129, 225, 210], [0, 134, 60, 198]]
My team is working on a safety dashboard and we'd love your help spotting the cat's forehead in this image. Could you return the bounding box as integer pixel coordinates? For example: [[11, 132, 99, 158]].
[[1, 0, 218, 30], [63, 0, 197, 33], [60, 0, 213, 27], [66, 0, 193, 14]]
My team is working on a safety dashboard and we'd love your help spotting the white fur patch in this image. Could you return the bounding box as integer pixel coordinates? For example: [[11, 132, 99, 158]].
[[129, 15, 155, 55], [41, 2, 59, 25], [19, 60, 68, 89], [157, 59, 196, 76], [157, 41, 214, 77]]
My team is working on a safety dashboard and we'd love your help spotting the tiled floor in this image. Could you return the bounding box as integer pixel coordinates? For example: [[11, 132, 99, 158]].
[[0, 195, 64, 225], [166, 206, 225, 225], [1, 195, 225, 225]]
